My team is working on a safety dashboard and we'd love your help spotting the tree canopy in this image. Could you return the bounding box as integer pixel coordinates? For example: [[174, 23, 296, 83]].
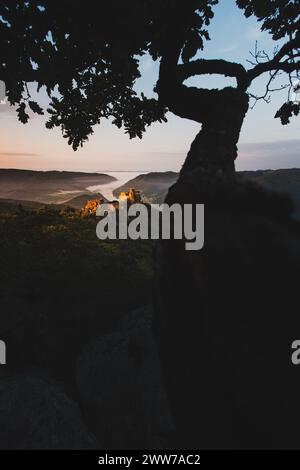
[[0, 0, 299, 150]]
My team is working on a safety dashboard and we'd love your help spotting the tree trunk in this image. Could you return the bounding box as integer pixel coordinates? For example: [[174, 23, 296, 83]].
[[153, 92, 249, 448], [179, 88, 249, 179], [153, 90, 300, 449]]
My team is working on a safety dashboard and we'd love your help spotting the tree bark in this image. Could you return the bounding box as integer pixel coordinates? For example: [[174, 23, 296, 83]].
[[153, 87, 300, 449], [179, 87, 249, 180], [153, 91, 250, 448]]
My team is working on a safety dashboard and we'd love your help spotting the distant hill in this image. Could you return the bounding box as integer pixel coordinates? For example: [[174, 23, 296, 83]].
[[113, 169, 300, 219], [238, 169, 300, 219], [2, 168, 300, 219], [0, 193, 108, 213], [0, 198, 50, 213], [0, 169, 115, 204], [113, 171, 178, 202], [0, 197, 85, 213]]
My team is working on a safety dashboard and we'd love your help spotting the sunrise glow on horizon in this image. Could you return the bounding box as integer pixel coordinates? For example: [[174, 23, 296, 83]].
[[0, 0, 298, 173]]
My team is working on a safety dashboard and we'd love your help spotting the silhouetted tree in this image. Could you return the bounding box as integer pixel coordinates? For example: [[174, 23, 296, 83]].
[[1, 1, 299, 178], [2, 1, 300, 450]]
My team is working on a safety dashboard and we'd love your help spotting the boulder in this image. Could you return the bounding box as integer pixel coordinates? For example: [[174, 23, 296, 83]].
[[0, 375, 98, 449], [76, 305, 174, 449]]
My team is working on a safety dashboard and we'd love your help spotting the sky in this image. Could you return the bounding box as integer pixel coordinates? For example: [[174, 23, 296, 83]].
[[0, 0, 299, 172]]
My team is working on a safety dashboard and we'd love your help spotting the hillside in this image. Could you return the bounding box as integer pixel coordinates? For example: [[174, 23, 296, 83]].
[[0, 198, 48, 212], [0, 169, 115, 204], [0, 204, 154, 384], [0, 194, 106, 213], [2, 168, 300, 218], [113, 171, 178, 202], [113, 169, 300, 219], [238, 169, 300, 219], [62, 193, 106, 209]]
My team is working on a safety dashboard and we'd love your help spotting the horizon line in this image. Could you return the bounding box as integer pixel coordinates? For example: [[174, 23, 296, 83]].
[[0, 166, 300, 174]]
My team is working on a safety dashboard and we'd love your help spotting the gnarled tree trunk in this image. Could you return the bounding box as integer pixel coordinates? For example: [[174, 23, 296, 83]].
[[180, 88, 249, 179], [153, 86, 300, 449], [153, 90, 250, 449]]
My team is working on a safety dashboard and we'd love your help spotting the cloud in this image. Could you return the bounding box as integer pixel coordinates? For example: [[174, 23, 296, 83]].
[[144, 151, 186, 157], [237, 139, 300, 170], [141, 140, 300, 172], [0, 152, 40, 157]]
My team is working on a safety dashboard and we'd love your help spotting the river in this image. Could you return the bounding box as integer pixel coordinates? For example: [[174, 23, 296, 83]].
[[86, 171, 146, 201]]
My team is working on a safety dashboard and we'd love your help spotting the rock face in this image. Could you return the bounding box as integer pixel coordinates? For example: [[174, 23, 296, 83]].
[[0, 375, 98, 449], [76, 305, 174, 449], [154, 177, 300, 449]]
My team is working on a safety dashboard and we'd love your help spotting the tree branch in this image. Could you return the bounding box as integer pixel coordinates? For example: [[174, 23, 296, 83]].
[[246, 36, 300, 85], [274, 36, 300, 62], [247, 60, 300, 83], [176, 59, 247, 87]]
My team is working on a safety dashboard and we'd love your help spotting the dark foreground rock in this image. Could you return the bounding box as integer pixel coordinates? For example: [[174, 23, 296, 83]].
[[154, 177, 300, 449], [76, 305, 174, 449], [0, 375, 98, 449]]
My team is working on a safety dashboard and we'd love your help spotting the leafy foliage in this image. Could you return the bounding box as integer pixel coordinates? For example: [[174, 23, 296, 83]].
[[0, 0, 216, 148], [16, 102, 29, 124], [0, 0, 299, 148], [237, 0, 300, 40], [275, 100, 300, 124]]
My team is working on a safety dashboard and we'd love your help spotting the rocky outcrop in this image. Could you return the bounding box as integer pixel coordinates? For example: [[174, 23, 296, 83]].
[[154, 177, 300, 449], [0, 375, 98, 450], [76, 305, 174, 449]]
